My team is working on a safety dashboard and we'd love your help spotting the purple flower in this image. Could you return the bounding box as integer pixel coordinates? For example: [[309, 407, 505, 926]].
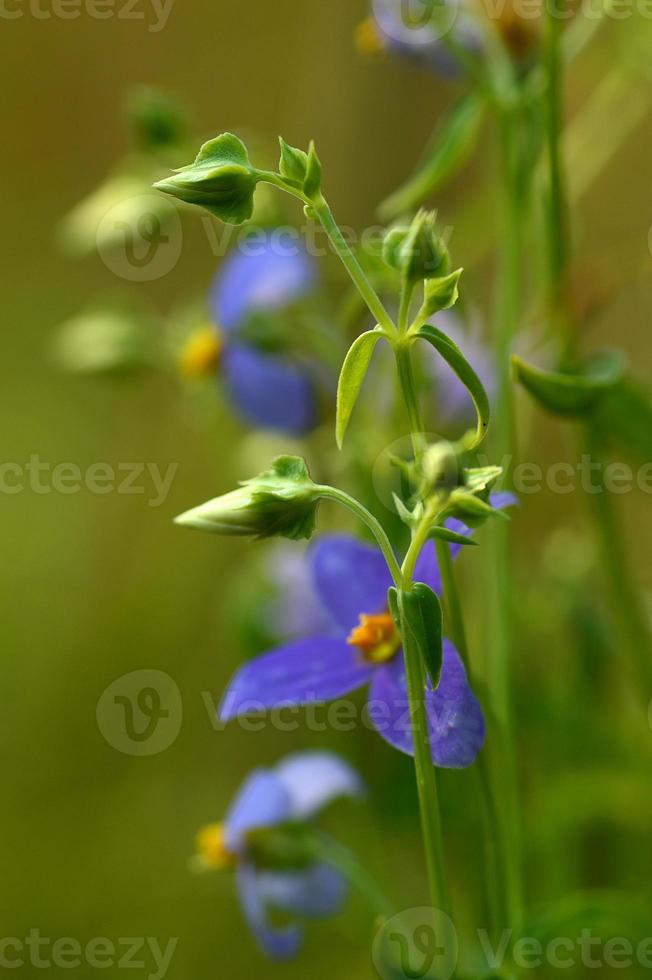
[[195, 751, 362, 959], [183, 232, 319, 435], [361, 0, 483, 77], [220, 533, 490, 768]]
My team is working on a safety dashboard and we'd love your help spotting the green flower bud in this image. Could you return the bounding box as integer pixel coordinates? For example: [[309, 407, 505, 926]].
[[154, 132, 259, 224], [174, 456, 321, 540], [382, 210, 450, 283]]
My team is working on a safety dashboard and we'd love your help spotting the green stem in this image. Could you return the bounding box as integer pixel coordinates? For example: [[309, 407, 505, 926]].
[[582, 427, 652, 688], [486, 98, 525, 932], [540, 0, 651, 690], [317, 485, 403, 587], [311, 195, 397, 338], [311, 832, 392, 919], [435, 539, 514, 933], [398, 586, 451, 915], [544, 0, 576, 367], [395, 341, 427, 460]]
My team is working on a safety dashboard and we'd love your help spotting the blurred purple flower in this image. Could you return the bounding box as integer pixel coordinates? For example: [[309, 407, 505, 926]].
[[362, 0, 483, 76], [195, 752, 362, 959], [185, 232, 319, 435], [220, 532, 496, 768]]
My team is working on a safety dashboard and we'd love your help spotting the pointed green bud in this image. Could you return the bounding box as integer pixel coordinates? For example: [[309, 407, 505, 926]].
[[174, 456, 321, 540], [154, 133, 259, 224], [278, 137, 309, 187], [382, 210, 450, 283], [422, 268, 463, 315]]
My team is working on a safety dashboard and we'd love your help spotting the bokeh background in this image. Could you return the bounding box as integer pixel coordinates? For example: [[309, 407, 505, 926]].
[[2, 1, 652, 977]]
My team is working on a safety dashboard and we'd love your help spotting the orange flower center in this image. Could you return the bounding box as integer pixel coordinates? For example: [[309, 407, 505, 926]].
[[347, 612, 400, 664]]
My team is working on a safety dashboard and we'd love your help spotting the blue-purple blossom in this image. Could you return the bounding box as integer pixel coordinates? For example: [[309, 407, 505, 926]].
[[220, 520, 511, 767], [195, 752, 362, 959], [187, 232, 319, 435], [363, 0, 483, 77]]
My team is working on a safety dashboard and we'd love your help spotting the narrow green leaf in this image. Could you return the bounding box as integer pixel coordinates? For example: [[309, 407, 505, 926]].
[[399, 584, 444, 690], [417, 323, 490, 448], [379, 94, 485, 221], [429, 525, 478, 548], [335, 330, 383, 448], [512, 350, 626, 417]]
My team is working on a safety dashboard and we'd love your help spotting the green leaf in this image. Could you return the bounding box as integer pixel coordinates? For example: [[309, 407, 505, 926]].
[[303, 141, 322, 199], [593, 375, 652, 463], [335, 329, 383, 448], [421, 268, 463, 315], [398, 584, 444, 690], [278, 137, 308, 186], [153, 132, 259, 224], [379, 93, 485, 221], [417, 323, 490, 447], [428, 525, 477, 548], [512, 350, 626, 417]]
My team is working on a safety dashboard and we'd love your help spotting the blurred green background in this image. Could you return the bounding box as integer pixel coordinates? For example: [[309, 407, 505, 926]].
[[2, 1, 652, 977]]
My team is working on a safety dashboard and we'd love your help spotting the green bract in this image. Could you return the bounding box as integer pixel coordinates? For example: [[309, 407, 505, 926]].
[[174, 456, 321, 540], [154, 133, 259, 224]]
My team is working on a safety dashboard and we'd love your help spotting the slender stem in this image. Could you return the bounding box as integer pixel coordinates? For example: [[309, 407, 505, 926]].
[[395, 341, 428, 460], [540, 0, 652, 690], [311, 832, 393, 919], [582, 427, 652, 689], [486, 99, 525, 932], [317, 485, 403, 587], [311, 195, 397, 338], [544, 0, 576, 367], [435, 539, 514, 933], [398, 587, 451, 915]]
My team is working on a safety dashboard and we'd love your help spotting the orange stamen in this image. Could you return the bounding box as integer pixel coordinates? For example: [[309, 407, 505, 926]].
[[347, 612, 400, 664]]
